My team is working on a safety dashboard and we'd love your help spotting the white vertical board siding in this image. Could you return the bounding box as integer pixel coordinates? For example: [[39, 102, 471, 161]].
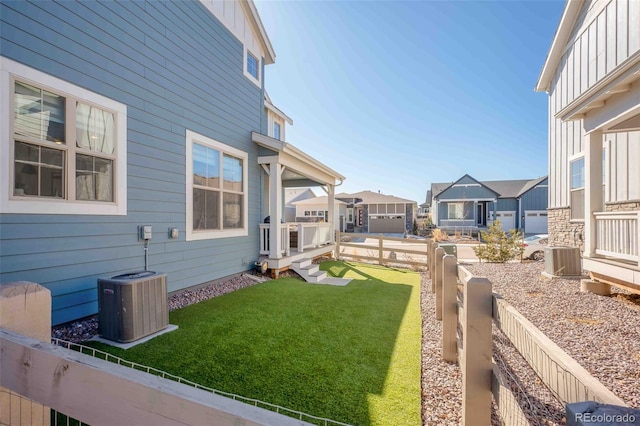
[[630, 0, 640, 54], [547, 0, 640, 209], [200, 0, 264, 60], [617, 0, 628, 64], [628, 132, 640, 201], [605, 131, 640, 203]]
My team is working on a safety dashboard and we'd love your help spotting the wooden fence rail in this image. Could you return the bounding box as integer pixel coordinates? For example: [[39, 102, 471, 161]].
[[335, 231, 428, 268], [432, 251, 627, 426], [1, 329, 311, 426], [0, 281, 321, 426]]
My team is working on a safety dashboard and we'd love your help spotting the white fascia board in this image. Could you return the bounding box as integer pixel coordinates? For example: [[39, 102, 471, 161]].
[[252, 132, 346, 183], [241, 0, 275, 64], [535, 0, 583, 93], [265, 99, 293, 125]]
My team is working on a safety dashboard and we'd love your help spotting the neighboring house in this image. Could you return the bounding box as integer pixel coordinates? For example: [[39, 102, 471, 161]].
[[336, 191, 418, 234], [291, 196, 347, 231], [418, 190, 431, 218], [430, 175, 548, 233], [0, 0, 344, 325], [283, 188, 316, 223], [535, 0, 640, 289]]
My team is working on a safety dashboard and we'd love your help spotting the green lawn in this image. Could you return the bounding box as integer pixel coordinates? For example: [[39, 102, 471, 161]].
[[91, 261, 421, 425]]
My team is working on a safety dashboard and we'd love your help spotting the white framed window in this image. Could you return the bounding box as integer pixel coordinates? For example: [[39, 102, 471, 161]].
[[448, 203, 464, 219], [243, 47, 261, 87], [186, 130, 248, 241], [273, 122, 281, 141], [1, 57, 127, 215], [569, 155, 585, 220]]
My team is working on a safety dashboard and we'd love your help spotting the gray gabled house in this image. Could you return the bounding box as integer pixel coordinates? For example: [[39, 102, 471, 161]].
[[0, 0, 344, 325], [430, 174, 548, 233]]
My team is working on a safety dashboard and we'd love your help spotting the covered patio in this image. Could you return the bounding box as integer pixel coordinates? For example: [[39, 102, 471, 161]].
[[252, 132, 346, 273], [571, 60, 640, 291]]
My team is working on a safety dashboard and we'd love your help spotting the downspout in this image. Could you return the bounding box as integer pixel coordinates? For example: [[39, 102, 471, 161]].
[[518, 197, 522, 231]]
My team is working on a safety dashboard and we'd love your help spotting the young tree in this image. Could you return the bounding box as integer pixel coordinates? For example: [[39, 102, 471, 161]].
[[473, 220, 524, 262]]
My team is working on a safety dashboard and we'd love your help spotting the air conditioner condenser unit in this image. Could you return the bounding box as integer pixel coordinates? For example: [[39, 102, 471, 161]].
[[98, 271, 168, 343]]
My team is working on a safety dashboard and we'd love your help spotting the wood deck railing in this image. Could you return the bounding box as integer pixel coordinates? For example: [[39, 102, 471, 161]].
[[594, 211, 640, 265], [259, 223, 334, 257], [259, 223, 291, 256]]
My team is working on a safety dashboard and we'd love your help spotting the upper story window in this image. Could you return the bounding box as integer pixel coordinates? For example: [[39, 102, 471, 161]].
[[273, 122, 281, 140], [186, 130, 248, 241], [570, 156, 584, 220], [243, 47, 261, 87], [1, 57, 127, 215], [247, 52, 258, 79]]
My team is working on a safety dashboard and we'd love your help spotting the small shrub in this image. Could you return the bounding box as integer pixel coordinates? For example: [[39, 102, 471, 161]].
[[432, 228, 448, 242], [473, 220, 524, 262]]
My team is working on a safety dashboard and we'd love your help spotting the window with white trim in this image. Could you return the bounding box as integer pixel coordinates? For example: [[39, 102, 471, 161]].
[[186, 130, 248, 240], [243, 47, 261, 87], [1, 58, 127, 215], [448, 203, 464, 219], [570, 156, 584, 220], [273, 122, 281, 141]]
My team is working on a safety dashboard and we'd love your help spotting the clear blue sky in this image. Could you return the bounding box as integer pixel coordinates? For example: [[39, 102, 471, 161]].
[[255, 0, 565, 204]]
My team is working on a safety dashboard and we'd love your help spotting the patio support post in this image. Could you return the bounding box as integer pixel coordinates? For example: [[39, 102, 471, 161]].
[[327, 184, 335, 242], [584, 129, 603, 258], [269, 162, 283, 259]]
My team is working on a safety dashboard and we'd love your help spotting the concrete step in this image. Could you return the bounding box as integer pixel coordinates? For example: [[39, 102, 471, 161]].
[[291, 258, 351, 285], [306, 270, 327, 283], [292, 259, 312, 269]]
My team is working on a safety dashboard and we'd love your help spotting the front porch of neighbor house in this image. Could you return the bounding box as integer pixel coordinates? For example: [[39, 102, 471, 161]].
[[576, 64, 640, 292], [252, 132, 345, 273]]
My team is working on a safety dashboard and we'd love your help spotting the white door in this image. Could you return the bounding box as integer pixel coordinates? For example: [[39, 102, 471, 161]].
[[524, 211, 548, 234], [495, 211, 516, 231]]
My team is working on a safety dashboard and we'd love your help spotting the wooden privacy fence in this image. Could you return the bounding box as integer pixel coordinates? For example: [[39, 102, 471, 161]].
[[335, 231, 428, 268], [432, 253, 627, 426]]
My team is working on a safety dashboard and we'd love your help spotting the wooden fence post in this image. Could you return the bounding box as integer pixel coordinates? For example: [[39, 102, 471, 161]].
[[441, 254, 457, 362], [378, 234, 384, 265], [434, 247, 445, 320], [0, 281, 51, 426], [461, 276, 493, 426], [429, 240, 436, 293]]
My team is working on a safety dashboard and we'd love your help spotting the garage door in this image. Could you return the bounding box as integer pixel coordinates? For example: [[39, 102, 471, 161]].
[[369, 216, 405, 233], [525, 211, 548, 234], [495, 212, 516, 231]]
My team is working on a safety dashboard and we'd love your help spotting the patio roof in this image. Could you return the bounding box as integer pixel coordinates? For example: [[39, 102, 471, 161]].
[[252, 132, 345, 187]]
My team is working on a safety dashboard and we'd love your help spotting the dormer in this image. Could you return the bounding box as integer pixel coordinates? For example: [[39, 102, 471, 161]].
[[265, 92, 293, 141]]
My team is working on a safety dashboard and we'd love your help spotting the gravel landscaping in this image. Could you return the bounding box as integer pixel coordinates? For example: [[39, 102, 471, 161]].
[[420, 261, 640, 425], [466, 262, 640, 408]]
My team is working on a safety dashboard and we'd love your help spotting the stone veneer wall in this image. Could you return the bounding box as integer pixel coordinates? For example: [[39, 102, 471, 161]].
[[549, 201, 639, 253], [605, 200, 640, 212], [547, 207, 585, 252]]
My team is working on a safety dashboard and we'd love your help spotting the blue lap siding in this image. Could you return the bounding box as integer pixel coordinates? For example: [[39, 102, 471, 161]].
[[0, 1, 265, 324]]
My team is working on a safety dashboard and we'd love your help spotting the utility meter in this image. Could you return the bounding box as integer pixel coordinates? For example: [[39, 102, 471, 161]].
[[139, 225, 152, 241]]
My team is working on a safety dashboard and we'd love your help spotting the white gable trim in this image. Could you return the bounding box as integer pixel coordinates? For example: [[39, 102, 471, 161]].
[[536, 0, 583, 93]]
